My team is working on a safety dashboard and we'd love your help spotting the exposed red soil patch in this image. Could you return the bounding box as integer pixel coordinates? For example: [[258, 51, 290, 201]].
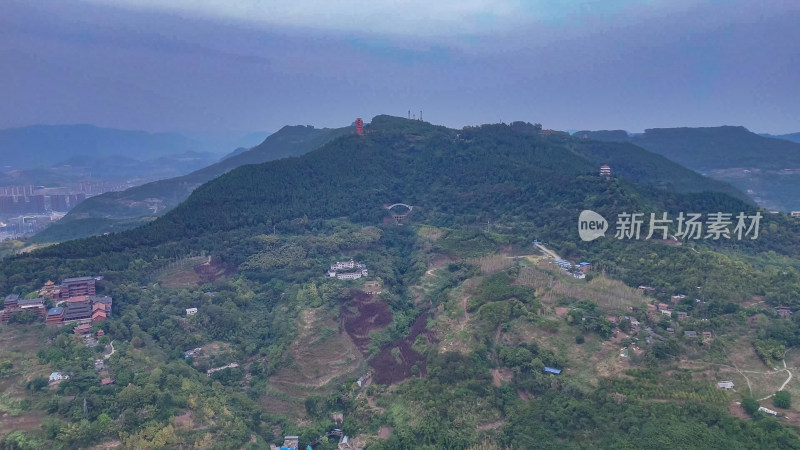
[[490, 368, 514, 387], [477, 420, 504, 431], [729, 402, 749, 420], [371, 313, 434, 385], [341, 292, 393, 355], [555, 307, 570, 316], [173, 411, 194, 429], [378, 427, 393, 439], [194, 258, 233, 284]]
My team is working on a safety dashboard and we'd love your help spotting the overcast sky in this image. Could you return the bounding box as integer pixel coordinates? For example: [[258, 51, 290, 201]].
[[2, 0, 798, 134]]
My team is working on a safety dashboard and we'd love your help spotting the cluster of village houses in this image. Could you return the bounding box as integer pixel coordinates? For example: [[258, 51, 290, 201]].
[[0, 276, 116, 387], [609, 291, 715, 344], [552, 260, 592, 279], [1, 277, 112, 329], [328, 260, 369, 280]]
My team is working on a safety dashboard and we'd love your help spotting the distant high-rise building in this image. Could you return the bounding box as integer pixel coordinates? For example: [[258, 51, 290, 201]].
[[600, 164, 612, 177], [355, 118, 364, 135], [50, 195, 69, 211]]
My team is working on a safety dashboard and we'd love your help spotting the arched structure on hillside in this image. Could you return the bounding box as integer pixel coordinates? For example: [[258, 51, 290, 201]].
[[384, 203, 413, 224]]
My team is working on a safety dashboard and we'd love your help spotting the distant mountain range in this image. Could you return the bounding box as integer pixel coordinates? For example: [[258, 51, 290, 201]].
[[32, 124, 353, 242], [574, 126, 800, 211], [0, 124, 270, 184], [2, 125, 193, 168], [760, 132, 800, 144]]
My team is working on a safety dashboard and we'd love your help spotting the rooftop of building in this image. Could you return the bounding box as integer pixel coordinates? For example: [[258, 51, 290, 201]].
[[62, 276, 96, 283], [18, 298, 44, 306]]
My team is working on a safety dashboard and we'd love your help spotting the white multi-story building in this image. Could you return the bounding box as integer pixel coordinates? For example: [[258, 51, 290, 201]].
[[329, 260, 369, 280], [337, 272, 363, 281], [330, 260, 356, 271]]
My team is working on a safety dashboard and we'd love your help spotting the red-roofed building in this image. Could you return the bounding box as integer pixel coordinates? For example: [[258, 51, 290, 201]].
[[92, 309, 106, 322], [67, 295, 90, 305], [38, 281, 61, 299], [91, 296, 113, 315], [100, 378, 114, 386], [73, 323, 92, 335]]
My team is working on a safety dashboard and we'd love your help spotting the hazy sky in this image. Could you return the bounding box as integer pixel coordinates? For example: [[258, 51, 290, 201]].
[[2, 0, 799, 134]]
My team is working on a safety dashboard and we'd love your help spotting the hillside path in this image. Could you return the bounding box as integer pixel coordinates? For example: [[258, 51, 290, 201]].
[[534, 243, 562, 261], [103, 340, 115, 360], [758, 360, 793, 401]]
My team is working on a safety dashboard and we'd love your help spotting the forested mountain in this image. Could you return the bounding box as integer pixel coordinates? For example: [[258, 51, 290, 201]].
[[3, 116, 800, 449], [124, 116, 749, 243], [575, 126, 800, 211], [630, 127, 800, 170], [32, 124, 353, 242]]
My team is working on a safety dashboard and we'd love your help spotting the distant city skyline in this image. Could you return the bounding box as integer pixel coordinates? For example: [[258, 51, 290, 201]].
[[2, 1, 799, 135]]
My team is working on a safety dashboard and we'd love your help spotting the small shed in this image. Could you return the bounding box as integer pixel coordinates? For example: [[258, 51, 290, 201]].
[[543, 367, 562, 375], [717, 381, 734, 390], [49, 372, 67, 383]]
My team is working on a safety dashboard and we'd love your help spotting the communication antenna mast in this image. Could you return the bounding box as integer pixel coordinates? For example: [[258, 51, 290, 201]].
[[420, 110, 423, 121], [408, 110, 411, 119]]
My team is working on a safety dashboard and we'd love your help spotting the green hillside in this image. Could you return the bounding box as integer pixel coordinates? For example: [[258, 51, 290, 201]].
[[630, 126, 800, 171], [124, 116, 749, 243], [575, 126, 800, 211], [32, 124, 353, 243], [2, 116, 800, 449]]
